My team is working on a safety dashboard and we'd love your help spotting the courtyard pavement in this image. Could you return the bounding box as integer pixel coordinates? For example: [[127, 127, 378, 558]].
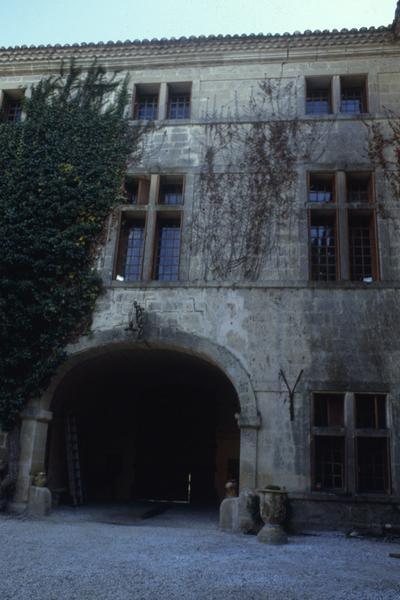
[[0, 504, 399, 600]]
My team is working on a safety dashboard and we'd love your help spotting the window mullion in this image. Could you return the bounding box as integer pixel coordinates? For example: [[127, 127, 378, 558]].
[[331, 75, 341, 114], [337, 171, 349, 280], [142, 174, 159, 281]]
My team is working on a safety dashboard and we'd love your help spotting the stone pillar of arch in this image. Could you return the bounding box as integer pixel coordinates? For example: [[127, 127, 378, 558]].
[[11, 327, 260, 513]]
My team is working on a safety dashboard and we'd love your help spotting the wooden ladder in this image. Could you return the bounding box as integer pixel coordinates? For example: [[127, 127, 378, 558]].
[[65, 414, 84, 506]]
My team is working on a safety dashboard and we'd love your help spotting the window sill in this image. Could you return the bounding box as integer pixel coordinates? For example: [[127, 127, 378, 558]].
[[129, 118, 192, 126], [106, 280, 400, 290]]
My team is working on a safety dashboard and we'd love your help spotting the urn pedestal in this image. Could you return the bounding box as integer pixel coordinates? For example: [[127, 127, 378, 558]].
[[257, 487, 288, 544]]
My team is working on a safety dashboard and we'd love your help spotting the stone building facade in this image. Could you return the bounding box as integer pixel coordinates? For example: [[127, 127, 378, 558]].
[[1, 4, 400, 530]]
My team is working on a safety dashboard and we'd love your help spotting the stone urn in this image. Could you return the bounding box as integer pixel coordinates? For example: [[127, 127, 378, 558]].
[[257, 486, 288, 544]]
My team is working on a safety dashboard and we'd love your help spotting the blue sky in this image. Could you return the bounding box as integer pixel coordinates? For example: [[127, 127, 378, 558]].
[[2, 1, 396, 47]]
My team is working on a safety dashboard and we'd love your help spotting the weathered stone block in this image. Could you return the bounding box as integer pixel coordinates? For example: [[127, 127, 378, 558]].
[[27, 486, 52, 517], [219, 497, 239, 532]]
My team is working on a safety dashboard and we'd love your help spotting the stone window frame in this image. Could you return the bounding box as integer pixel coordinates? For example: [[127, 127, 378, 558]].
[[114, 173, 185, 282], [303, 74, 369, 116], [0, 88, 25, 123], [307, 170, 379, 282], [166, 82, 192, 120], [132, 83, 160, 120], [305, 76, 333, 115], [131, 81, 193, 122], [311, 391, 392, 496]]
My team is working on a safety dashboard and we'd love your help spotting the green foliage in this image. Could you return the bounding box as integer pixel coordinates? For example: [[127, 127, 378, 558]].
[[0, 63, 131, 429]]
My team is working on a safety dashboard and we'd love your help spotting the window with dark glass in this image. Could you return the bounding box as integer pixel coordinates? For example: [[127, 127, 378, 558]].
[[133, 84, 159, 120], [314, 437, 345, 490], [306, 77, 332, 115], [310, 213, 337, 281], [312, 393, 345, 491], [308, 173, 335, 203], [115, 217, 145, 282], [356, 438, 390, 493], [115, 174, 185, 283], [348, 211, 377, 281], [355, 394, 386, 429], [340, 76, 367, 114], [154, 218, 181, 281], [167, 83, 191, 119], [159, 176, 184, 205], [355, 394, 389, 493], [314, 393, 344, 427], [346, 173, 372, 203], [312, 392, 391, 495], [125, 177, 150, 205], [1, 90, 24, 123]]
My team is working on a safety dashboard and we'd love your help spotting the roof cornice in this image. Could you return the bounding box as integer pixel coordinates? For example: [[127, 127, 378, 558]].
[[0, 26, 398, 74]]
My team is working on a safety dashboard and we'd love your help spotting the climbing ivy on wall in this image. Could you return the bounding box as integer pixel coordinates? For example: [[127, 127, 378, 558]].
[[0, 63, 134, 429]]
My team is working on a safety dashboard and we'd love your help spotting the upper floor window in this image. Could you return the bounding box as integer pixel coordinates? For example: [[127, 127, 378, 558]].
[[133, 84, 159, 120], [159, 176, 184, 205], [306, 77, 332, 115], [308, 173, 335, 203], [310, 213, 337, 282], [308, 171, 379, 283], [346, 172, 372, 203], [340, 75, 367, 114], [1, 89, 24, 123], [153, 218, 181, 280], [167, 82, 191, 120], [125, 177, 150, 205], [115, 174, 185, 283]]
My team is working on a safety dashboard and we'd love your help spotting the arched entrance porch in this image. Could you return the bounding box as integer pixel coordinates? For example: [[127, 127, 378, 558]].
[[47, 347, 240, 506], [12, 330, 260, 513]]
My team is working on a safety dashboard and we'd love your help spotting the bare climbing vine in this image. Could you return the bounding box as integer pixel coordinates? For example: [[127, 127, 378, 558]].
[[366, 111, 400, 206], [193, 78, 334, 280]]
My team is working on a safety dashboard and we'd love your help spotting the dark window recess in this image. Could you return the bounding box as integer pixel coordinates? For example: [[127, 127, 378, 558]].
[[340, 77, 367, 114], [308, 173, 334, 203], [310, 213, 337, 281], [154, 219, 181, 281], [168, 94, 190, 119], [2, 92, 23, 122], [116, 219, 145, 281], [314, 436, 345, 490], [314, 393, 344, 427], [306, 78, 332, 115], [134, 95, 158, 120], [159, 178, 184, 205], [356, 437, 389, 493], [355, 394, 386, 429], [349, 213, 375, 281], [347, 173, 372, 203], [125, 178, 150, 205]]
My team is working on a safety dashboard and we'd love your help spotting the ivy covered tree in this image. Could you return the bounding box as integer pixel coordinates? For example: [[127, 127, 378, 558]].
[[0, 63, 134, 430]]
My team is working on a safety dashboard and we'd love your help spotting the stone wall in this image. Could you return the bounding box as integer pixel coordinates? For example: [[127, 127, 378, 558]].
[[2, 23, 400, 526]]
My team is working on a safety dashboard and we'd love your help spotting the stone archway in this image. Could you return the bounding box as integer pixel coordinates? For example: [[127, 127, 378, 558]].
[[12, 328, 260, 512]]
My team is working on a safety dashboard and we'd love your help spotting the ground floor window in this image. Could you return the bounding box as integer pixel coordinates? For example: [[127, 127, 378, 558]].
[[311, 392, 390, 494]]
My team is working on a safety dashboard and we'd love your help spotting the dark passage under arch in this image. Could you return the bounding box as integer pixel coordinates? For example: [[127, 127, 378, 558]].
[[46, 347, 240, 506]]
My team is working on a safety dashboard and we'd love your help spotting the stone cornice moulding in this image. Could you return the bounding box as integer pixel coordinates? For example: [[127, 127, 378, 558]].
[[0, 27, 399, 74], [1, 45, 400, 78]]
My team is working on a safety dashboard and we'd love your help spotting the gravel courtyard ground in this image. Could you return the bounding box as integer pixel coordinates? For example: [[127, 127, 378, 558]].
[[0, 505, 399, 600]]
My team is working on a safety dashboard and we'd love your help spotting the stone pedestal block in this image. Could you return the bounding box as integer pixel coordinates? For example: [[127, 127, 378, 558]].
[[257, 523, 288, 544], [219, 497, 239, 532], [27, 486, 52, 517]]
